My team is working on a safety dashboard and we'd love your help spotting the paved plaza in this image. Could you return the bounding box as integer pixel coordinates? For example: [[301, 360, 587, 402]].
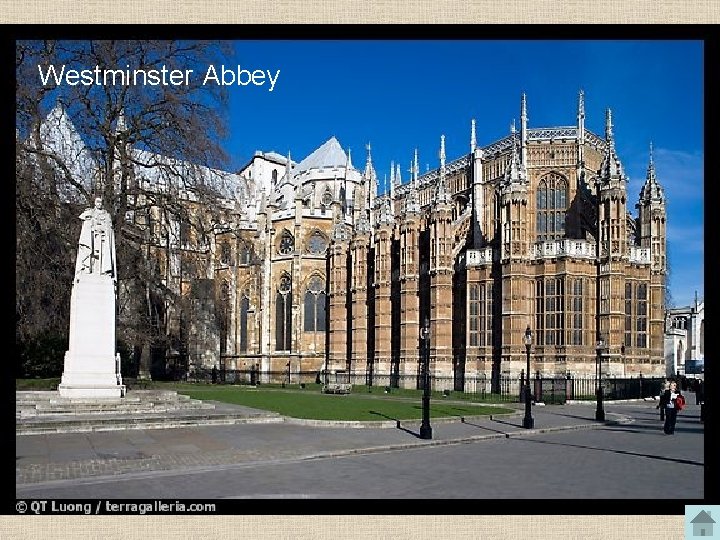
[[16, 396, 704, 499]]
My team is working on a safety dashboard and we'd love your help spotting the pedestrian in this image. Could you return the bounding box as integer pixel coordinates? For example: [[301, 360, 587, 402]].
[[695, 379, 704, 405], [657, 379, 670, 421], [658, 380, 685, 435]]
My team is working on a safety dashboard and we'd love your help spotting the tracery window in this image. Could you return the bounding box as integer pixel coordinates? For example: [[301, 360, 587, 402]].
[[536, 173, 568, 241], [307, 231, 328, 255], [468, 283, 493, 347], [220, 242, 231, 265], [279, 231, 294, 255], [570, 278, 583, 345], [275, 275, 292, 351], [219, 282, 230, 355], [544, 277, 564, 346], [303, 275, 326, 332], [239, 291, 250, 353], [624, 282, 633, 347], [239, 242, 252, 265], [637, 283, 647, 348]]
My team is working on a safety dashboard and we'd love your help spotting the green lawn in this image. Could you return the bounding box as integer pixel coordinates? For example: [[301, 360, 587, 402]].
[[14, 379, 517, 421], [174, 385, 516, 421]]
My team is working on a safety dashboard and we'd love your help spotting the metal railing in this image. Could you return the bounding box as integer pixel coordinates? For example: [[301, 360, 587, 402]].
[[184, 367, 665, 404]]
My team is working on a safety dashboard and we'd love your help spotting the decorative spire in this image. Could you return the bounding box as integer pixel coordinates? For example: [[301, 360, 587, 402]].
[[440, 134, 446, 170], [470, 118, 477, 152], [413, 148, 419, 188], [437, 134, 448, 203], [639, 141, 664, 203], [600, 108, 625, 183], [520, 93, 527, 165], [395, 162, 402, 185], [405, 150, 420, 214], [605, 108, 614, 147], [510, 119, 516, 134], [347, 147, 353, 170], [364, 142, 373, 175], [285, 150, 292, 181], [389, 160, 395, 200], [503, 132, 527, 187], [577, 89, 586, 164]]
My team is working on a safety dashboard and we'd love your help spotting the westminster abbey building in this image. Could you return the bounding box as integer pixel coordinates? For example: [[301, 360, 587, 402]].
[[210, 92, 668, 388]]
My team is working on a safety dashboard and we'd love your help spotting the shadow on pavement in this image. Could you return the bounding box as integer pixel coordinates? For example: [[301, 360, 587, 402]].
[[510, 434, 704, 467]]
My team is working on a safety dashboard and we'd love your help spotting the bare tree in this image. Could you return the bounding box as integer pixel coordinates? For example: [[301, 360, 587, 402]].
[[16, 40, 235, 379]]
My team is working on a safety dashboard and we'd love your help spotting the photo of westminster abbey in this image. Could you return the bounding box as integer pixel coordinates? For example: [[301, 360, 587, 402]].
[[40, 91, 668, 389]]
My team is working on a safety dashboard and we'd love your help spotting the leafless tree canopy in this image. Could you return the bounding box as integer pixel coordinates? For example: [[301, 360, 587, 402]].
[[16, 40, 234, 376]]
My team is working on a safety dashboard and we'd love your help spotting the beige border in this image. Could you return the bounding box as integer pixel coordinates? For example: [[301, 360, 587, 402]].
[[1, 0, 719, 24], [0, 515, 686, 538], [8, 2, 704, 537]]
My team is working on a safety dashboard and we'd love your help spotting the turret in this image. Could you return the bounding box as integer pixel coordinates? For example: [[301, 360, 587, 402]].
[[598, 108, 628, 259], [636, 142, 667, 273]]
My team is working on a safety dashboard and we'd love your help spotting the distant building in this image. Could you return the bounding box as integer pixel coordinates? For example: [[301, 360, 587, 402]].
[[665, 293, 704, 378]]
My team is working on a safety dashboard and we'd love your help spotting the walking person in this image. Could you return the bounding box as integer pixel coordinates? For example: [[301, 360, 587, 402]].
[[658, 380, 685, 435], [657, 379, 670, 421]]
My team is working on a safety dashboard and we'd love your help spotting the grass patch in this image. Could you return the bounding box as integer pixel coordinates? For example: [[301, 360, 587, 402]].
[[175, 385, 515, 421], [16, 378, 60, 390]]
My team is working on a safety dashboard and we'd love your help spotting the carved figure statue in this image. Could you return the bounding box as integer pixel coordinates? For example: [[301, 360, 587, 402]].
[[75, 197, 116, 282]]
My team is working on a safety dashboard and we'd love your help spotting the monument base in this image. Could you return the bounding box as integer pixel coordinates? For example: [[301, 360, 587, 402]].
[[60, 273, 123, 399], [58, 384, 125, 398]]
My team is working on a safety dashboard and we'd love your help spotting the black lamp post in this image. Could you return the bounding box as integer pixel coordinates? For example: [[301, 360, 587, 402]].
[[595, 337, 605, 421], [419, 318, 432, 440], [522, 326, 534, 429], [594, 176, 606, 422]]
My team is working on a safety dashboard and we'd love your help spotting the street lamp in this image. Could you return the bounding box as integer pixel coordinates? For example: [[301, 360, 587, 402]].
[[595, 337, 605, 421], [522, 326, 534, 429], [419, 318, 432, 440]]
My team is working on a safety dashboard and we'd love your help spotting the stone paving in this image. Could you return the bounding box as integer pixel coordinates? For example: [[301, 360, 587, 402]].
[[16, 398, 643, 487]]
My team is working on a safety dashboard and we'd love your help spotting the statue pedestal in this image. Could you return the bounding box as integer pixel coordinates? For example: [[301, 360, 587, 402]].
[[59, 273, 124, 398]]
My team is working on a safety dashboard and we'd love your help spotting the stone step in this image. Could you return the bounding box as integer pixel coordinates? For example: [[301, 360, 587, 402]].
[[16, 402, 216, 417], [16, 412, 285, 435]]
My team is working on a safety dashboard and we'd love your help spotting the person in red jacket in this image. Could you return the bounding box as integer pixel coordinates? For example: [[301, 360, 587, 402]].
[[658, 380, 684, 435]]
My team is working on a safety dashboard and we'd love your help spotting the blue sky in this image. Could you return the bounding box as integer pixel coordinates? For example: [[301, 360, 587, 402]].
[[222, 40, 703, 309]]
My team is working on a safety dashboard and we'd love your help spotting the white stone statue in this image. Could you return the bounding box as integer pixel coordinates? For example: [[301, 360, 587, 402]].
[[75, 197, 116, 282], [59, 196, 124, 398]]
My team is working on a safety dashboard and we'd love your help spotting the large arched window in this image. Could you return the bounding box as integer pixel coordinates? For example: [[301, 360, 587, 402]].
[[271, 169, 278, 183], [304, 275, 326, 332], [239, 293, 250, 353], [218, 282, 230, 355], [536, 173, 568, 241], [636, 283, 648, 348], [239, 242, 252, 265], [220, 242, 231, 265], [278, 231, 294, 255], [275, 275, 292, 351]]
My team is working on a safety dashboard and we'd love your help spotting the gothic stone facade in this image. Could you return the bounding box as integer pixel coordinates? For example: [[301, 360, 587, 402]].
[[211, 93, 667, 387]]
